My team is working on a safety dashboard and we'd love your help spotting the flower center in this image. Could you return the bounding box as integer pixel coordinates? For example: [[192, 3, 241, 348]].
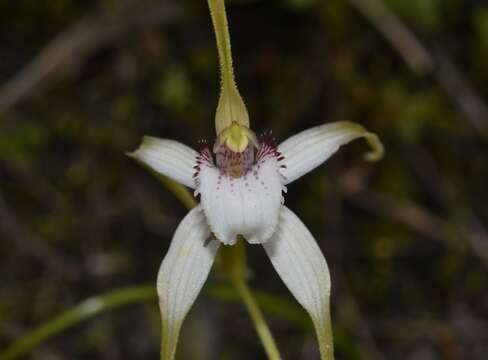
[[214, 122, 259, 178], [195, 128, 286, 245], [216, 144, 254, 178], [194, 124, 286, 183]]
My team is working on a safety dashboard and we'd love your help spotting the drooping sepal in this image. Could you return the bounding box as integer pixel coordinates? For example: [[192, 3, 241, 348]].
[[263, 206, 334, 359], [157, 206, 220, 360]]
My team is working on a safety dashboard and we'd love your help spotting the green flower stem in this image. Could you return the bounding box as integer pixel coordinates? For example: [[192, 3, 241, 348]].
[[206, 283, 311, 331], [0, 285, 155, 360], [207, 0, 235, 92], [220, 240, 283, 360], [0, 282, 307, 360], [231, 278, 283, 360]]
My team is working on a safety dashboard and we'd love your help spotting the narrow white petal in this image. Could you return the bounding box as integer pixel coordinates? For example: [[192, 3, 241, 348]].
[[198, 156, 284, 245], [129, 136, 198, 189], [278, 121, 384, 184], [263, 206, 333, 357], [157, 206, 219, 360]]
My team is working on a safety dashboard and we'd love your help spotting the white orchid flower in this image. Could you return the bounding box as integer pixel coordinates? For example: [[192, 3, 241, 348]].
[[130, 1, 383, 359], [129, 120, 383, 359]]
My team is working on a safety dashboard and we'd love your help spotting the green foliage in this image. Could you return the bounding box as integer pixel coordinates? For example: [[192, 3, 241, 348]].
[[155, 67, 196, 112], [0, 121, 49, 168]]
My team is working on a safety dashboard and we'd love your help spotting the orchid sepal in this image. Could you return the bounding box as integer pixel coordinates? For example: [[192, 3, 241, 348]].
[[263, 206, 334, 359], [156, 206, 219, 360], [278, 121, 384, 185], [128, 136, 198, 189]]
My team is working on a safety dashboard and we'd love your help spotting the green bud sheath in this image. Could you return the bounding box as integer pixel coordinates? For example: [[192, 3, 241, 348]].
[[207, 0, 250, 135]]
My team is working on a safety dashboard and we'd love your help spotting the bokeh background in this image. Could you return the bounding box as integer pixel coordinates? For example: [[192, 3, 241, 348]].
[[1, 0, 488, 359]]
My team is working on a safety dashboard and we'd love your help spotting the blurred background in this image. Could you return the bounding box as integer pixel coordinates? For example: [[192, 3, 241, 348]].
[[1, 0, 488, 359]]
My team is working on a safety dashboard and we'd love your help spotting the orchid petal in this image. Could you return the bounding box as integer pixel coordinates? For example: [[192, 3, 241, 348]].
[[157, 206, 220, 360], [198, 156, 284, 245], [129, 136, 198, 189], [263, 206, 334, 359], [278, 121, 384, 185]]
